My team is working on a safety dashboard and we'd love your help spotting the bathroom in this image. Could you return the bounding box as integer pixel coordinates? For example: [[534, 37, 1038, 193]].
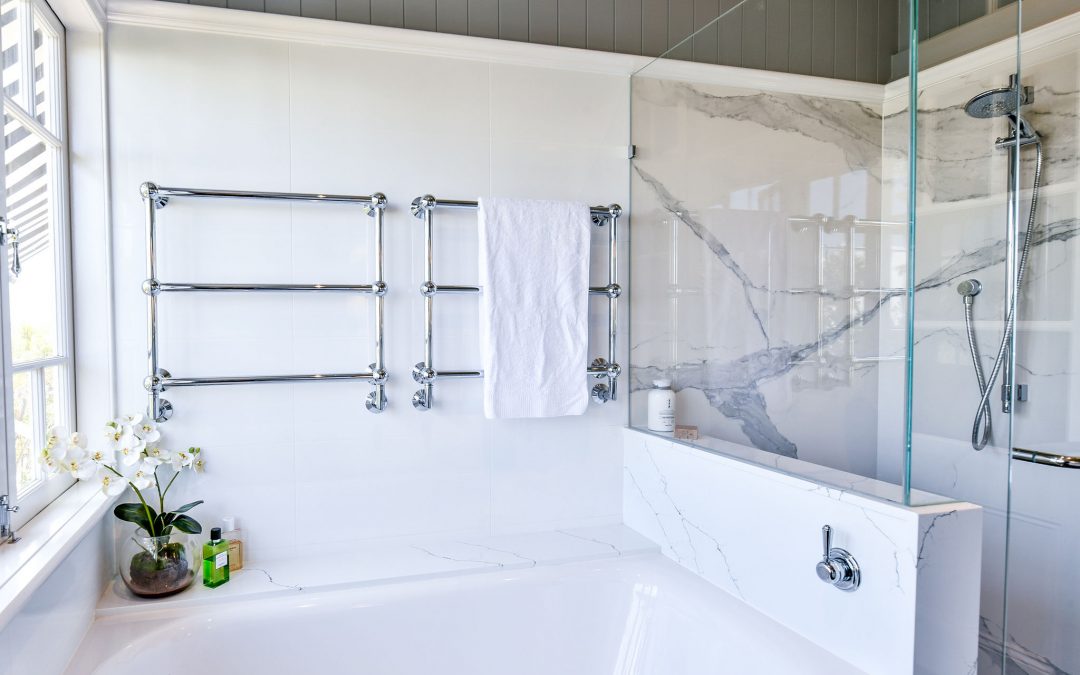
[[0, 0, 1076, 672]]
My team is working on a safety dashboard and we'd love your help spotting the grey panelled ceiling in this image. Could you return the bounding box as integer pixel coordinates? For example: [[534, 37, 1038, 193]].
[[159, 0, 904, 84]]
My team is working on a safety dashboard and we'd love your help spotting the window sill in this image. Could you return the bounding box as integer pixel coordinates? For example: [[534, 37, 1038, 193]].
[[0, 482, 114, 632]]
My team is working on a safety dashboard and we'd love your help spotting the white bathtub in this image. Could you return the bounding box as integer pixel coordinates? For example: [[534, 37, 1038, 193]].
[[67, 554, 864, 674]]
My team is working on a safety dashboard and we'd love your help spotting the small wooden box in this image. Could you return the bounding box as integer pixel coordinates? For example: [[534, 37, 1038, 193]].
[[674, 425, 699, 440]]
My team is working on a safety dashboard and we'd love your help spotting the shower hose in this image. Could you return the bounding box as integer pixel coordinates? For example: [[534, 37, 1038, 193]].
[[966, 141, 1043, 451]]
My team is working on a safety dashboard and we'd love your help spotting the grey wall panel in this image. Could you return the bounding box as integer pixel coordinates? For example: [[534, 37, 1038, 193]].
[[190, 0, 227, 7], [812, 0, 835, 78], [665, 0, 693, 60], [855, 0, 877, 82], [765, 0, 789, 73], [588, 0, 616, 51], [788, 0, 813, 75], [928, 0, 958, 37], [469, 0, 500, 37], [834, 0, 858, 80], [529, 0, 559, 44], [264, 0, 301, 15], [740, 0, 766, 71], [614, 0, 643, 54], [692, 0, 719, 64], [498, 0, 529, 42], [301, 0, 335, 18], [404, 0, 435, 29], [159, 0, 906, 83], [641, 0, 668, 56], [436, 0, 469, 33], [336, 0, 370, 22], [559, 0, 589, 48], [372, 0, 404, 25], [957, 0, 985, 24], [718, 0, 741, 67]]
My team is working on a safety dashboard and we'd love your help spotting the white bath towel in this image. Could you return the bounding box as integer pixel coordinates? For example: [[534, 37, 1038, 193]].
[[478, 197, 591, 419]]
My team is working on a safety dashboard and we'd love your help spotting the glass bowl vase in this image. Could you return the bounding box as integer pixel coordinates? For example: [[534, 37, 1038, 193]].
[[118, 527, 199, 598]]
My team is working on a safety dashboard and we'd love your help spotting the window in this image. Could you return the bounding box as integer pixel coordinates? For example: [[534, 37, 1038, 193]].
[[0, 0, 71, 529]]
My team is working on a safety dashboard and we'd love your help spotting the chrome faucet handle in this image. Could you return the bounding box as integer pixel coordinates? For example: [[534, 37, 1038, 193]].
[[815, 524, 860, 592]]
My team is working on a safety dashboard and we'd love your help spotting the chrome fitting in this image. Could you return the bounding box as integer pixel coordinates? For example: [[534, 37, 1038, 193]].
[[815, 525, 860, 592], [606, 362, 622, 378], [142, 279, 161, 296], [372, 281, 388, 297], [420, 281, 437, 297], [412, 363, 436, 385], [140, 181, 168, 209], [412, 389, 431, 411], [591, 382, 611, 404], [410, 194, 437, 218], [152, 399, 174, 423], [365, 389, 387, 413], [365, 192, 388, 216], [603, 283, 621, 299], [143, 371, 168, 393], [608, 204, 622, 218], [369, 364, 388, 385]]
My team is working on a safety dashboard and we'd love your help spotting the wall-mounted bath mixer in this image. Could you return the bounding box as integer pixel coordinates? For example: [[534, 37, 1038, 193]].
[[957, 74, 1043, 451], [815, 525, 860, 592]]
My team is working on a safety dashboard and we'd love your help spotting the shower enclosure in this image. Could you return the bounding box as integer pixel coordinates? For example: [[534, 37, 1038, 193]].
[[628, 1, 1079, 672]]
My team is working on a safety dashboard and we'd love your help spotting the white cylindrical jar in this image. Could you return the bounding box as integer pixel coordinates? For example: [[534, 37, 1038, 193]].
[[647, 379, 676, 432]]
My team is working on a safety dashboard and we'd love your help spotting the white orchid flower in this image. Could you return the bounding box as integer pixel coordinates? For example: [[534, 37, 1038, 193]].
[[88, 447, 115, 466], [103, 422, 125, 450], [171, 449, 194, 470], [68, 431, 88, 451], [63, 456, 99, 481], [118, 412, 143, 427], [143, 445, 172, 466], [117, 431, 147, 467], [135, 420, 160, 444], [44, 425, 69, 459], [99, 472, 127, 497], [128, 462, 154, 490], [192, 458, 206, 473], [41, 454, 62, 476]]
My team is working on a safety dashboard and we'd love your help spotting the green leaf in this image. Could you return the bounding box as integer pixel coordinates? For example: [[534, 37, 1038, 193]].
[[171, 515, 202, 534], [171, 500, 203, 514], [114, 502, 158, 534]]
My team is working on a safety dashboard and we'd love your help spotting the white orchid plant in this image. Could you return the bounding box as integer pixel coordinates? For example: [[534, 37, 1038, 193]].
[[41, 413, 206, 538]]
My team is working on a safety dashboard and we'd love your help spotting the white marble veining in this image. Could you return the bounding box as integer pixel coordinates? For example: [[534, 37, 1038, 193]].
[[623, 429, 981, 675]]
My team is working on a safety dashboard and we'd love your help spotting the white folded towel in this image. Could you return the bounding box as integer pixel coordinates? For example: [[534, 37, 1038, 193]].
[[478, 197, 591, 419]]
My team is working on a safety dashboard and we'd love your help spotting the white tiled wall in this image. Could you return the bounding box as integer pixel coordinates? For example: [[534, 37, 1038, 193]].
[[106, 24, 629, 560]]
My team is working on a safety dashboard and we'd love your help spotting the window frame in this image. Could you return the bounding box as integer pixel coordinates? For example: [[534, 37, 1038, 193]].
[[1, 0, 75, 530]]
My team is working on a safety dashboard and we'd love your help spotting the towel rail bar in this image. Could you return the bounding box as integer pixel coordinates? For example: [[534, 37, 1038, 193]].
[[141, 182, 389, 421], [408, 194, 622, 411]]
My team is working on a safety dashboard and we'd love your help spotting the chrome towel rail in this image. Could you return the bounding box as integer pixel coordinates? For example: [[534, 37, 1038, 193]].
[[141, 182, 389, 422], [1012, 447, 1080, 469], [408, 195, 622, 411]]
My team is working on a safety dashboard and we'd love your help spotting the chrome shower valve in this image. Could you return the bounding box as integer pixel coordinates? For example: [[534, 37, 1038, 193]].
[[815, 525, 860, 592]]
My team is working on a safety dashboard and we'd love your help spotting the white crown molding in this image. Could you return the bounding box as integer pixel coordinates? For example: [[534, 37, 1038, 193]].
[[105, 0, 884, 104], [883, 10, 1080, 105]]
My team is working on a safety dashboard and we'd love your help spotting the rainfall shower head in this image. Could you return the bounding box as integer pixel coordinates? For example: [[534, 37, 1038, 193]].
[[964, 87, 1020, 119], [963, 75, 1039, 148]]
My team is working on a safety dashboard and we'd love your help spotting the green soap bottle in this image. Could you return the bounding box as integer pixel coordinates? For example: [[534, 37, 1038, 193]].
[[202, 527, 230, 588]]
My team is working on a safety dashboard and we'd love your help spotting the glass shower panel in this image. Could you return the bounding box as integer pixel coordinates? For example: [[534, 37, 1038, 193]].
[[1004, 8, 1080, 674], [629, 0, 918, 502]]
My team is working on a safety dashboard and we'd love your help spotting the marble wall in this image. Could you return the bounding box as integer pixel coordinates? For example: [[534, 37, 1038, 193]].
[[623, 429, 982, 675], [628, 71, 904, 484]]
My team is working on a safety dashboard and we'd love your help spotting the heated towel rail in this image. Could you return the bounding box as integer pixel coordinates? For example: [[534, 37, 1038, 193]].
[[141, 183, 389, 422], [408, 195, 622, 411]]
